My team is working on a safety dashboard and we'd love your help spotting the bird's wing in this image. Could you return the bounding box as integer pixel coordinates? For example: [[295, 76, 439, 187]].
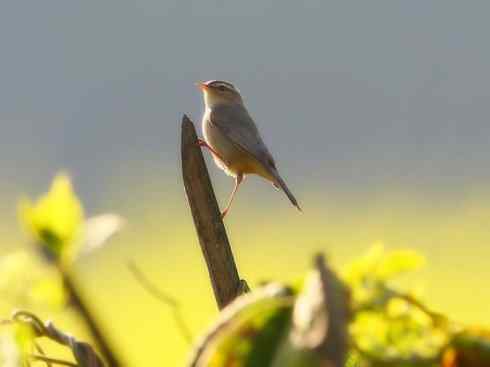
[[209, 104, 276, 170], [210, 104, 301, 211]]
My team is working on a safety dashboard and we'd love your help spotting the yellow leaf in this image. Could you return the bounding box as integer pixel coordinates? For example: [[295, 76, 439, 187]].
[[376, 250, 425, 280], [18, 173, 84, 262]]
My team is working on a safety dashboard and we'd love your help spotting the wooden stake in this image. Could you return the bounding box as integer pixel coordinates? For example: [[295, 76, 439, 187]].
[[181, 115, 245, 310]]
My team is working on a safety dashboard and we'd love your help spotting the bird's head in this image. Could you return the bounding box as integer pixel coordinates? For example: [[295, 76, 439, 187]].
[[197, 80, 243, 107]]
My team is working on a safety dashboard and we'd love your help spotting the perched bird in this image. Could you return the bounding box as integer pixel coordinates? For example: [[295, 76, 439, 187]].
[[197, 80, 301, 218]]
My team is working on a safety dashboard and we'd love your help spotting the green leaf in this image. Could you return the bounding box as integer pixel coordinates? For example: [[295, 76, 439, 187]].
[[342, 245, 426, 312], [350, 306, 448, 364], [189, 283, 293, 367], [13, 323, 35, 361], [376, 250, 425, 281], [0, 322, 35, 367], [0, 333, 21, 367], [0, 251, 66, 309], [342, 244, 425, 285], [18, 173, 84, 263], [342, 244, 386, 285]]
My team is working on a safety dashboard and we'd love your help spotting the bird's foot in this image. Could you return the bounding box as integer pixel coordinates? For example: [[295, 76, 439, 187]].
[[220, 208, 229, 219], [196, 138, 207, 147], [196, 139, 226, 163]]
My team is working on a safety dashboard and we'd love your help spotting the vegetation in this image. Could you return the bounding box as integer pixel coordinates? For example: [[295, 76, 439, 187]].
[[1, 174, 489, 366]]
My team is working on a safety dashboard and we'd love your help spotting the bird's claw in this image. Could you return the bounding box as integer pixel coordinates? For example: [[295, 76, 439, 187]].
[[220, 209, 228, 219], [196, 138, 226, 163]]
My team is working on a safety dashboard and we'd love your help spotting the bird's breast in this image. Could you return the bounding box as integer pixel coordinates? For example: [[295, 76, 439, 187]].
[[202, 114, 271, 179], [202, 115, 240, 168]]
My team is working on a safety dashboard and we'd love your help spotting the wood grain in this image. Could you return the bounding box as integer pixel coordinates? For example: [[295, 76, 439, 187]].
[[181, 115, 243, 310]]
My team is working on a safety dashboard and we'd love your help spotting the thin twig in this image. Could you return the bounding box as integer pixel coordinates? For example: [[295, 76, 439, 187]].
[[352, 285, 450, 366], [35, 343, 53, 367], [385, 287, 448, 326], [12, 310, 105, 367], [127, 261, 193, 344], [59, 267, 121, 365], [13, 310, 48, 335], [355, 286, 449, 327], [127, 261, 178, 307], [30, 355, 78, 367]]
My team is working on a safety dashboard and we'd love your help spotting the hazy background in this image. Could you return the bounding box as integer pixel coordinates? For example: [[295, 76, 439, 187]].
[[1, 1, 489, 365]]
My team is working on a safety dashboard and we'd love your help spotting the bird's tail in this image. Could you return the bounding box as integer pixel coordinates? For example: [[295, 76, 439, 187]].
[[273, 172, 302, 212]]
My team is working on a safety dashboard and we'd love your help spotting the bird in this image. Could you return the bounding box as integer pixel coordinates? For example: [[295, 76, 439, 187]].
[[196, 79, 301, 218]]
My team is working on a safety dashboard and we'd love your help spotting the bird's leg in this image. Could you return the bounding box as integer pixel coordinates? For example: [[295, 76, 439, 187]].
[[221, 174, 244, 219], [196, 138, 225, 163]]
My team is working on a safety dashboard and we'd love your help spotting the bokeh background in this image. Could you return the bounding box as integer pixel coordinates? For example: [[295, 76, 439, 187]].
[[1, 1, 489, 365]]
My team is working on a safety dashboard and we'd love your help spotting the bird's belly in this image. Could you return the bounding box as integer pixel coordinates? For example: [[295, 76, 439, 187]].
[[203, 119, 271, 179]]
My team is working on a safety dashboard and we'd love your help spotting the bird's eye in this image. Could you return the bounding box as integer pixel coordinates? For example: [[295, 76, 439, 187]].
[[218, 86, 227, 92]]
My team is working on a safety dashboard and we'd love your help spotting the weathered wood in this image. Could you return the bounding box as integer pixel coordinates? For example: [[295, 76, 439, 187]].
[[181, 115, 243, 309]]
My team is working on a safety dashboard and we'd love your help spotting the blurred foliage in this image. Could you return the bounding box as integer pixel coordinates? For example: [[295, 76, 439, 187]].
[[1, 174, 490, 366], [342, 244, 425, 309], [189, 283, 294, 367], [190, 255, 349, 367], [343, 245, 449, 365], [1, 174, 124, 366], [18, 174, 84, 263], [188, 246, 490, 367], [0, 250, 66, 310], [441, 329, 490, 367], [17, 173, 123, 266], [0, 322, 34, 367], [1, 311, 103, 366]]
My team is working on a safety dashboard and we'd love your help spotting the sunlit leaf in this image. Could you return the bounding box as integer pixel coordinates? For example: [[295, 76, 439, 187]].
[[191, 256, 349, 367], [18, 173, 84, 263], [189, 283, 293, 367], [350, 303, 448, 363], [344, 351, 363, 367], [0, 251, 66, 309], [13, 323, 35, 361], [342, 244, 385, 285], [376, 250, 425, 280], [343, 246, 451, 366], [81, 213, 125, 255], [29, 277, 66, 308], [342, 245, 426, 313], [0, 323, 34, 367], [0, 333, 22, 367], [342, 244, 425, 285]]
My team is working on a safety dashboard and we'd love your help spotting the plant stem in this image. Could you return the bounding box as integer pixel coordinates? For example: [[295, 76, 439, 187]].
[[60, 269, 122, 366]]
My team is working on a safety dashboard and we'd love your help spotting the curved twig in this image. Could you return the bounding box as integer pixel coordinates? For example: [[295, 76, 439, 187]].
[[127, 260, 193, 344], [30, 355, 78, 367]]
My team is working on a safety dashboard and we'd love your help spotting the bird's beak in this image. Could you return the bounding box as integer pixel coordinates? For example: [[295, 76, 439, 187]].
[[196, 81, 208, 91]]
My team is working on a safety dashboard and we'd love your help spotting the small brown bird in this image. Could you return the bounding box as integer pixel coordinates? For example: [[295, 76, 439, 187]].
[[197, 80, 301, 218]]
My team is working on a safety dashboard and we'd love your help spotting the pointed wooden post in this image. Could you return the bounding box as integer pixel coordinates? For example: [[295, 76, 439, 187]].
[[181, 115, 246, 309]]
